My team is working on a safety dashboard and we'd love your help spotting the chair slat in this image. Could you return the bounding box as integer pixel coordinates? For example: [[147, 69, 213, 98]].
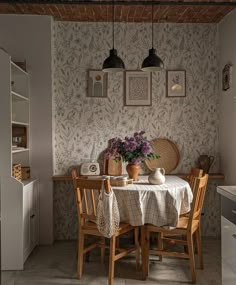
[[90, 189, 97, 216], [83, 188, 89, 214], [188, 168, 203, 192]]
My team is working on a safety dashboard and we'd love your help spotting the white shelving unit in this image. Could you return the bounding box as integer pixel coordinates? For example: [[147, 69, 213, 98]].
[[0, 49, 39, 270]]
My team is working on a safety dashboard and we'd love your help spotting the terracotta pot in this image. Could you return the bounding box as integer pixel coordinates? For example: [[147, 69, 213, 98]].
[[126, 163, 141, 181]]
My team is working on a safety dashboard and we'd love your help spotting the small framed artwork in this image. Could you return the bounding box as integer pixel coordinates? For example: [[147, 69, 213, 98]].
[[222, 64, 232, 91], [124, 71, 152, 106], [87, 70, 107, 97], [166, 70, 186, 98]]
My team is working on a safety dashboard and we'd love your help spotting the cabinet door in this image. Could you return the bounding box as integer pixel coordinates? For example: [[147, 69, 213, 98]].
[[23, 180, 39, 262], [30, 182, 39, 249], [23, 185, 33, 262], [222, 261, 236, 285]]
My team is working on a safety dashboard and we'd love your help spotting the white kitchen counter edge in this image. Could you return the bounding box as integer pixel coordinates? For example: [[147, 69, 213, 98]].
[[217, 186, 236, 202]]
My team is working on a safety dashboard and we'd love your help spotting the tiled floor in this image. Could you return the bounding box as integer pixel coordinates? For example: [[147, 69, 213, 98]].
[[1, 238, 221, 285]]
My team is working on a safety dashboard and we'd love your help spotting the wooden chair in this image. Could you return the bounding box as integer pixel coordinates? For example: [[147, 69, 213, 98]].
[[71, 169, 140, 285], [141, 174, 209, 284], [187, 168, 203, 192], [162, 167, 204, 244]]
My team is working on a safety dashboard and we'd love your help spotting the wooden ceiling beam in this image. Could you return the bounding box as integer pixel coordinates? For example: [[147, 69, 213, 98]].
[[2, 0, 236, 6]]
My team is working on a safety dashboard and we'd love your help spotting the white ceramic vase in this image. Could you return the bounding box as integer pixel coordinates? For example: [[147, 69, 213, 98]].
[[148, 168, 165, 185]]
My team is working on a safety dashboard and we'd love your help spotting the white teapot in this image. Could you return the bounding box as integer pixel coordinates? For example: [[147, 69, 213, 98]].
[[148, 168, 165, 185]]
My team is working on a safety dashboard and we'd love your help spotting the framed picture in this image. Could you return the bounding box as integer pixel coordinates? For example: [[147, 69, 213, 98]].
[[87, 70, 107, 97], [166, 70, 186, 98], [222, 64, 232, 91], [124, 71, 152, 106]]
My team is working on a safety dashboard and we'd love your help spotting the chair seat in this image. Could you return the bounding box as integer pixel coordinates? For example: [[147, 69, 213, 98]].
[[146, 217, 199, 235], [82, 221, 135, 236]]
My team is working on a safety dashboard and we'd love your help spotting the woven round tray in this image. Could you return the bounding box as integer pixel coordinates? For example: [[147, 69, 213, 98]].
[[145, 138, 180, 174]]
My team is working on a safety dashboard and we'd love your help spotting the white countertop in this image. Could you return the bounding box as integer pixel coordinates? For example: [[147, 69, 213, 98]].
[[217, 185, 236, 202]]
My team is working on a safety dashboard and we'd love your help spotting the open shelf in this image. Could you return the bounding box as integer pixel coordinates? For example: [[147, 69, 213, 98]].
[[12, 121, 29, 126], [12, 148, 29, 154], [11, 61, 28, 76], [12, 91, 29, 102], [11, 61, 29, 98], [12, 98, 29, 124]]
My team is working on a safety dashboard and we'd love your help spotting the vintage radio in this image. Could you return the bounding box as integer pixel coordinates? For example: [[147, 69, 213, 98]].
[[80, 162, 100, 176]]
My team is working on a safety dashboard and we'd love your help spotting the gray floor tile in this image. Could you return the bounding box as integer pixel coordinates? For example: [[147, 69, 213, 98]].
[[1, 238, 221, 285]]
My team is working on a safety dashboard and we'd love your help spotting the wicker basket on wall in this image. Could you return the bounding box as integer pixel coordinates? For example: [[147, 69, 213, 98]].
[[145, 138, 180, 174]]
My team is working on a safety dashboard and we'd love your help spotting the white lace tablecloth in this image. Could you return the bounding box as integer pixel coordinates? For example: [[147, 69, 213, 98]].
[[112, 175, 193, 228]]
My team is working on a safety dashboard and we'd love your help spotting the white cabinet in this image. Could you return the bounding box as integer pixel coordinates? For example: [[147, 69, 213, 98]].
[[0, 49, 39, 270], [222, 216, 236, 285], [218, 189, 236, 285]]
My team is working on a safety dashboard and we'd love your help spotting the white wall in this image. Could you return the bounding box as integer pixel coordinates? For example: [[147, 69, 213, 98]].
[[219, 10, 236, 184], [0, 15, 53, 244]]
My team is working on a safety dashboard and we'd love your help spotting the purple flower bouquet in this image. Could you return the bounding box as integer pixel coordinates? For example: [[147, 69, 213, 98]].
[[104, 131, 159, 165]]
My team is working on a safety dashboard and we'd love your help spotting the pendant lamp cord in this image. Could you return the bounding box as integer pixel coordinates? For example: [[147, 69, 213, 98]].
[[152, 0, 154, 48], [112, 0, 115, 49]]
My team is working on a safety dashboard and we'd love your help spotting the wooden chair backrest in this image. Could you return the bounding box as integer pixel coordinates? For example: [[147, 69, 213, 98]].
[[188, 168, 203, 192], [72, 168, 79, 188], [71, 169, 111, 227], [187, 174, 209, 231]]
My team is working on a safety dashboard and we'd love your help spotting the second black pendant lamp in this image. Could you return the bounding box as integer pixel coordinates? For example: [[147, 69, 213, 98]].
[[141, 1, 164, 71], [102, 0, 125, 72]]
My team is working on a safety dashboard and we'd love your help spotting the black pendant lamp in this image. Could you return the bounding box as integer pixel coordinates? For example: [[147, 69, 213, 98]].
[[141, 1, 164, 71], [102, 0, 125, 72]]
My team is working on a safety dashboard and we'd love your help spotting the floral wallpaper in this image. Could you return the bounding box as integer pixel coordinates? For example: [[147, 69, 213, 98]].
[[53, 22, 220, 175], [53, 22, 221, 239]]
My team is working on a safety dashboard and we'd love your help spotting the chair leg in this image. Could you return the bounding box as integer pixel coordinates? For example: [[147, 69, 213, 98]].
[[108, 235, 116, 285], [195, 227, 204, 269], [101, 237, 105, 264], [187, 233, 196, 284], [141, 226, 149, 280], [158, 232, 163, 261], [134, 227, 140, 271], [193, 232, 198, 254], [78, 233, 84, 279], [183, 234, 188, 254], [116, 237, 120, 248]]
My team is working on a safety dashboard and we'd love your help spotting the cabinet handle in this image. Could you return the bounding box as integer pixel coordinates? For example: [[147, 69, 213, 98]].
[[30, 214, 35, 219], [232, 210, 236, 215], [233, 234, 236, 240]]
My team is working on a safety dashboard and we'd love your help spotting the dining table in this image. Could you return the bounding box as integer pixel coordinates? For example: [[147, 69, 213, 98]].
[[112, 175, 193, 229]]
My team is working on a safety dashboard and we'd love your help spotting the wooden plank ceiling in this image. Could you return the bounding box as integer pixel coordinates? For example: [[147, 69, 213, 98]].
[[0, 0, 236, 22]]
